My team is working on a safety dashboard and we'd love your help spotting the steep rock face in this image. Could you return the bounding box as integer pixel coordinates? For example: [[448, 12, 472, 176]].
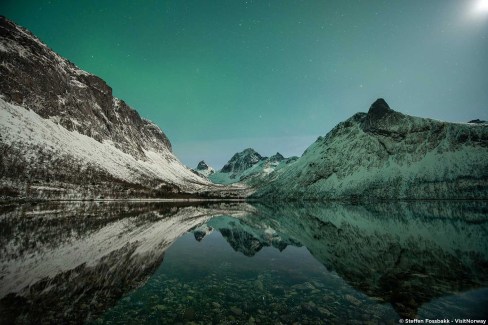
[[0, 16, 224, 198], [0, 16, 170, 157], [210, 149, 298, 185], [253, 99, 488, 200]]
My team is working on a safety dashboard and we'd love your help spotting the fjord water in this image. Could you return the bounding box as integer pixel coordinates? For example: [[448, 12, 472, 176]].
[[0, 202, 487, 324]]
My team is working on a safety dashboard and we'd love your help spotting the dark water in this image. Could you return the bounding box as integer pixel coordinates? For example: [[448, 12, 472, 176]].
[[0, 201, 487, 324]]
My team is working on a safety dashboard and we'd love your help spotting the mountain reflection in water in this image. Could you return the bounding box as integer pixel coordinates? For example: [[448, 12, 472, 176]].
[[0, 201, 487, 324]]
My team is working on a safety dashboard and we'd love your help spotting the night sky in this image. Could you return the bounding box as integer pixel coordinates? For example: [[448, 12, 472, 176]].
[[2, 0, 488, 168]]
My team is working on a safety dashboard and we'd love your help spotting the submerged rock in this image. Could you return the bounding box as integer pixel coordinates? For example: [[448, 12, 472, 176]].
[[230, 306, 243, 315]]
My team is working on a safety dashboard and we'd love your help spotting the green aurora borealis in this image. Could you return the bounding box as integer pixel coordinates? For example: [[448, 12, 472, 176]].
[[1, 0, 487, 168]]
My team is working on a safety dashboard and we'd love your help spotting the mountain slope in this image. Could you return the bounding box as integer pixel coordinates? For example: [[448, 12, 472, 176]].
[[0, 16, 243, 199], [253, 99, 488, 200], [210, 149, 298, 185]]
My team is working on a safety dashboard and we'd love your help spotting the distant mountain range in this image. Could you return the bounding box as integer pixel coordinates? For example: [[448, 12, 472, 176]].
[[1, 16, 487, 201], [199, 96, 488, 200], [202, 148, 297, 186]]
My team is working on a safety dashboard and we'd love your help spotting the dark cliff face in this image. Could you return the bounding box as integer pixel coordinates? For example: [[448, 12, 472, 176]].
[[0, 16, 171, 158]]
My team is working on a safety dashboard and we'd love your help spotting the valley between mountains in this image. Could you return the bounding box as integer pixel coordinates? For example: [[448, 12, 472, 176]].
[[1, 16, 487, 202]]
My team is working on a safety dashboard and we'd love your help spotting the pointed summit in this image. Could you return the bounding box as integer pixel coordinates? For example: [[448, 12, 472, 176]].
[[193, 160, 214, 177], [362, 98, 398, 131], [241, 148, 260, 155], [368, 98, 392, 118], [196, 160, 209, 170], [221, 148, 264, 173], [269, 152, 285, 162]]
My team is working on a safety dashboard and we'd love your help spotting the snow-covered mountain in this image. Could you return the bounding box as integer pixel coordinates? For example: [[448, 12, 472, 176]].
[[252, 98, 488, 200], [192, 160, 215, 177], [209, 149, 298, 185], [0, 17, 247, 199]]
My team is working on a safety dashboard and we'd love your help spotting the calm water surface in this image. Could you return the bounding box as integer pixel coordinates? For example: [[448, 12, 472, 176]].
[[0, 201, 487, 324]]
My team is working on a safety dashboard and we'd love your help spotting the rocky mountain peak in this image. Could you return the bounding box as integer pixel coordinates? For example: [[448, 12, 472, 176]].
[[209, 150, 298, 185], [269, 152, 285, 162], [252, 96, 488, 201], [368, 98, 392, 119], [361, 98, 399, 132], [241, 148, 260, 156], [220, 148, 265, 173], [193, 160, 214, 177], [196, 160, 210, 170]]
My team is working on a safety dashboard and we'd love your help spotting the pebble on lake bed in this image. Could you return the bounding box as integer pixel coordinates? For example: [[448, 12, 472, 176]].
[[230, 306, 243, 315]]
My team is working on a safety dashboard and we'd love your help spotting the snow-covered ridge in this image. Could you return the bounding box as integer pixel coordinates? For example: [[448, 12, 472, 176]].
[[253, 99, 488, 200]]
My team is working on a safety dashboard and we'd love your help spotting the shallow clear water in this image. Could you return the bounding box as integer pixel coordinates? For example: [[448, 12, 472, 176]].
[[1, 201, 487, 324], [94, 231, 398, 324]]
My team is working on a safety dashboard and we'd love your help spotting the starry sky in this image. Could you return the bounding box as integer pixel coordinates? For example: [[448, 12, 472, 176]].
[[2, 0, 488, 168]]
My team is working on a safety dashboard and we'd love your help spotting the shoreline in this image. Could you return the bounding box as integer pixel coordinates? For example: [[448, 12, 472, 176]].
[[2, 197, 488, 205]]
